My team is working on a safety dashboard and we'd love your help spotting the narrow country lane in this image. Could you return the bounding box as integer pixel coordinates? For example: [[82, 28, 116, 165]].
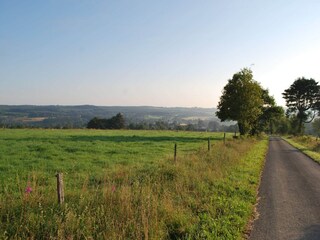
[[249, 137, 320, 240]]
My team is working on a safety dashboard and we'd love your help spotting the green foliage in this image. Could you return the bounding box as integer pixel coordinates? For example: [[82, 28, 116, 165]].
[[87, 113, 125, 129], [271, 115, 309, 136], [217, 69, 286, 136], [312, 118, 320, 137], [288, 115, 302, 135], [0, 129, 268, 239], [283, 77, 320, 134], [272, 116, 290, 135], [254, 104, 284, 135]]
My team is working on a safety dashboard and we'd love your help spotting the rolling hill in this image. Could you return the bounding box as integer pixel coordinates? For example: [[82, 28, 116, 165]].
[[0, 105, 225, 129]]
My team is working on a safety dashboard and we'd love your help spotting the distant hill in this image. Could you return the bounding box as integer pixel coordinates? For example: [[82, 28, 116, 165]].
[[0, 105, 225, 129]]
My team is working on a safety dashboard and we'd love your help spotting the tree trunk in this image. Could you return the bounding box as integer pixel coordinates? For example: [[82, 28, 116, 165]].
[[238, 122, 245, 135]]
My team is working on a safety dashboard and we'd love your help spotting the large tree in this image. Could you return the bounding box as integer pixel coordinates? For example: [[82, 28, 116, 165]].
[[282, 77, 320, 134], [216, 68, 264, 135]]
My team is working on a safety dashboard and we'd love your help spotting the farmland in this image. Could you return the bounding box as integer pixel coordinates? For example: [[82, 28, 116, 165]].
[[0, 129, 268, 239], [0, 129, 226, 182]]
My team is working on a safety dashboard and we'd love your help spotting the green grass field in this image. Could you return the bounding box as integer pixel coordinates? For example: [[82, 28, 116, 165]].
[[0, 129, 268, 239], [0, 129, 226, 185]]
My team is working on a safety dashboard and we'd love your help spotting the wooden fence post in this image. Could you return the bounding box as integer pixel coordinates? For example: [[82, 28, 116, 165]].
[[208, 137, 211, 151], [56, 173, 64, 204], [174, 143, 177, 162], [224, 132, 226, 145]]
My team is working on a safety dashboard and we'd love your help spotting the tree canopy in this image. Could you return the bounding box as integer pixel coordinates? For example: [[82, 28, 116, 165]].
[[251, 89, 284, 134], [282, 77, 320, 134], [216, 68, 264, 135], [216, 68, 284, 135], [87, 113, 125, 129]]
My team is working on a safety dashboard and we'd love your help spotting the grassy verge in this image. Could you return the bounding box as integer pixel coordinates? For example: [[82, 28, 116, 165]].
[[283, 135, 320, 164], [0, 130, 268, 239]]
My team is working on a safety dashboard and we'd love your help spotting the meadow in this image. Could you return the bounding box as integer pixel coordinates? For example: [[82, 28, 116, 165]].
[[0, 129, 268, 239]]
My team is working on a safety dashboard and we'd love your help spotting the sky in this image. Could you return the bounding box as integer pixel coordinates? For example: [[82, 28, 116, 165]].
[[1, 0, 320, 108]]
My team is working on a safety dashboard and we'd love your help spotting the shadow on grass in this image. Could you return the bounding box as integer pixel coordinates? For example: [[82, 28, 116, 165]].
[[2, 135, 224, 143], [68, 135, 223, 143]]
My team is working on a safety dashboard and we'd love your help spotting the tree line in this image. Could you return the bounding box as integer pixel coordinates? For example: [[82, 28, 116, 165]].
[[216, 68, 320, 136], [86, 113, 239, 132], [86, 71, 320, 136], [87, 113, 125, 129]]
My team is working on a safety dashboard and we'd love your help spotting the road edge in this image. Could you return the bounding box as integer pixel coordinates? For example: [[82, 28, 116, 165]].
[[243, 137, 270, 239], [282, 137, 320, 166]]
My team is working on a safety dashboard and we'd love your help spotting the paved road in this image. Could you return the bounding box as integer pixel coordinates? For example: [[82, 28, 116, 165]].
[[249, 137, 320, 240]]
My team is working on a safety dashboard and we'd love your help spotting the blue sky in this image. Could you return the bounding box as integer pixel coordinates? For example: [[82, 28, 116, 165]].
[[1, 0, 320, 107]]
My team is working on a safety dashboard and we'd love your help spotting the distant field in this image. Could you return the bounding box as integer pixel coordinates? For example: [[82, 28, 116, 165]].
[[0, 129, 267, 239], [0, 105, 217, 128]]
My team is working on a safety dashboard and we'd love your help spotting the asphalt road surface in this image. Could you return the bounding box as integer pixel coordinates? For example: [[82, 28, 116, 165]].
[[249, 137, 320, 240]]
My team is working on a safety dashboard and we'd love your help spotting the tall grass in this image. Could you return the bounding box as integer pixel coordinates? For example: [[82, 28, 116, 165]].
[[0, 130, 268, 239]]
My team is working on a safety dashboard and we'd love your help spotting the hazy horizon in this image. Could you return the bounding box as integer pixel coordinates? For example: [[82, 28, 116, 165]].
[[1, 1, 320, 108], [0, 103, 217, 109]]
